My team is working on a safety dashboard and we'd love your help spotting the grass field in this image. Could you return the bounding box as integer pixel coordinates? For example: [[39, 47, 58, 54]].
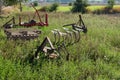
[[0, 12, 120, 79], [87, 5, 120, 11], [21, 5, 120, 13]]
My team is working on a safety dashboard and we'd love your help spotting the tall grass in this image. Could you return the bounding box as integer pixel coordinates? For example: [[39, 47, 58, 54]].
[[0, 13, 120, 79]]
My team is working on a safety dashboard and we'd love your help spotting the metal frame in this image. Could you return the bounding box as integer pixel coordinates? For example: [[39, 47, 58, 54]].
[[19, 4, 48, 27]]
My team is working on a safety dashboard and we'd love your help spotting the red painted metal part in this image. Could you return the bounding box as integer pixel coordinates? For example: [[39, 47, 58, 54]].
[[19, 4, 48, 27]]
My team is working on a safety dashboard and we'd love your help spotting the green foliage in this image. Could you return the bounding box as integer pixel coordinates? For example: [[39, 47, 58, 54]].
[[92, 7, 118, 14], [68, 2, 72, 6], [71, 0, 88, 13], [3, 0, 27, 6], [4, 0, 17, 6], [33, 1, 38, 7], [39, 3, 59, 12], [39, 6, 49, 12], [49, 3, 59, 12], [107, 0, 115, 9]]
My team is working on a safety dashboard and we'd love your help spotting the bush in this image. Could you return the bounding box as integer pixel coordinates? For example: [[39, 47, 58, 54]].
[[33, 1, 38, 7], [71, 0, 88, 13], [107, 0, 115, 9], [113, 7, 120, 13], [92, 7, 120, 14], [39, 6, 49, 12], [39, 3, 59, 12], [68, 2, 72, 6], [49, 3, 59, 12]]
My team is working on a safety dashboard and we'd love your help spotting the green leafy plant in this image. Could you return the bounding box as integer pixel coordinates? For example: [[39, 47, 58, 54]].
[[107, 0, 115, 9], [33, 1, 38, 7], [71, 0, 88, 13], [49, 3, 59, 12]]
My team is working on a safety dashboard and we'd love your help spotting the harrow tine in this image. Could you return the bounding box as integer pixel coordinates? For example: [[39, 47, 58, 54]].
[[56, 43, 70, 61], [63, 28, 74, 45], [63, 28, 70, 45], [52, 29, 60, 44], [61, 43, 70, 61], [52, 29, 67, 45], [51, 30, 57, 44], [57, 31, 67, 45], [72, 30, 80, 43], [66, 31, 73, 45]]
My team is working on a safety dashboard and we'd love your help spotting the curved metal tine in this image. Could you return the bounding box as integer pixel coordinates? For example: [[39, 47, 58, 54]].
[[58, 31, 67, 45], [62, 32, 68, 46], [66, 31, 73, 45], [51, 30, 57, 45], [56, 45, 64, 60], [58, 43, 68, 60], [63, 28, 70, 46], [70, 30, 75, 44], [63, 28, 73, 45], [63, 27, 69, 41], [52, 29, 60, 45], [61, 32, 67, 44], [54, 30, 63, 45], [75, 30, 80, 43], [72, 30, 79, 43]]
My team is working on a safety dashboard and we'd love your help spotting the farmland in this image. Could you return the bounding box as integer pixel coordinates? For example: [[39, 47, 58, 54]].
[[0, 5, 120, 80], [21, 5, 120, 12]]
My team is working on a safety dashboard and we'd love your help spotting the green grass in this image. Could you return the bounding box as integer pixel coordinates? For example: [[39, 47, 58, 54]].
[[87, 5, 120, 11], [22, 5, 71, 12], [87, 5, 105, 11], [57, 6, 72, 12], [22, 6, 41, 12], [0, 13, 120, 80], [22, 5, 120, 13]]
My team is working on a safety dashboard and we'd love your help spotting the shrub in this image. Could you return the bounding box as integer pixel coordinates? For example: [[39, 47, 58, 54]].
[[39, 6, 49, 12], [49, 3, 59, 12], [92, 7, 119, 14], [107, 0, 115, 9], [33, 1, 38, 7], [68, 2, 72, 6], [71, 0, 88, 13], [39, 3, 59, 12], [113, 7, 120, 13]]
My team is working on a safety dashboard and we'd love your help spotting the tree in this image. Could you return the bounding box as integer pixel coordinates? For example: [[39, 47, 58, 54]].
[[107, 0, 115, 9], [4, 0, 18, 6], [71, 0, 88, 13]]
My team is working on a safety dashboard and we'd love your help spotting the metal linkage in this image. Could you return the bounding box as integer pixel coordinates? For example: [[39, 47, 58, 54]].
[[63, 15, 87, 33], [34, 36, 70, 60], [63, 28, 73, 45], [19, 4, 48, 27], [3, 17, 16, 29], [34, 37, 60, 59]]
